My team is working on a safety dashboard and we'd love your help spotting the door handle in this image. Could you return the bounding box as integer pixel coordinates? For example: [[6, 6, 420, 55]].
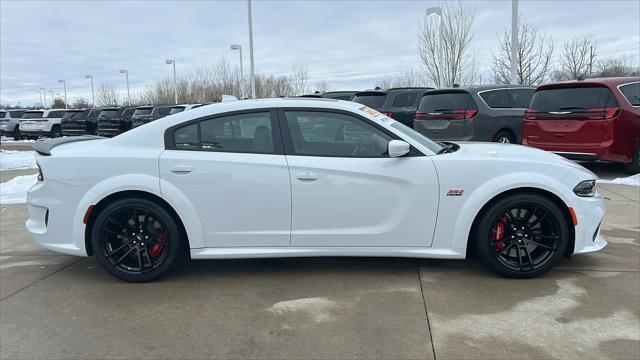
[[297, 172, 318, 181], [170, 165, 193, 174]]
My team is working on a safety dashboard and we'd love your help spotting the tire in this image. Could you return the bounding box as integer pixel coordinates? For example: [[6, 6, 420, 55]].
[[50, 126, 62, 138], [12, 125, 21, 141], [475, 193, 569, 278], [494, 131, 515, 144], [624, 142, 640, 174], [91, 198, 185, 282]]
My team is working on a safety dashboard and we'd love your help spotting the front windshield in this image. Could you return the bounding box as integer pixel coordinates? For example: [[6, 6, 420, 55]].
[[390, 121, 444, 154]]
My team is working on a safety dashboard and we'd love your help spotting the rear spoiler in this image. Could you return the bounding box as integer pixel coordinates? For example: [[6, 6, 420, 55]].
[[32, 135, 104, 155]]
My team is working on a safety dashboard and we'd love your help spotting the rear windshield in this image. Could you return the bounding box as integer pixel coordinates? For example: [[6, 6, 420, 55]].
[[352, 94, 387, 109], [62, 111, 85, 120], [134, 108, 153, 116], [619, 82, 640, 106], [99, 109, 122, 118], [154, 107, 172, 116], [418, 92, 475, 112], [46, 111, 66, 118], [530, 86, 617, 112], [22, 111, 44, 119], [169, 106, 186, 114]]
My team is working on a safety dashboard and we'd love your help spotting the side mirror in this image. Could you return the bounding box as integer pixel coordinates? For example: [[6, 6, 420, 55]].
[[388, 140, 410, 158]]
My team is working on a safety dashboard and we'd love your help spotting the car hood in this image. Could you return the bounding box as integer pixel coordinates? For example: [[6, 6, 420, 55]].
[[448, 142, 595, 176]]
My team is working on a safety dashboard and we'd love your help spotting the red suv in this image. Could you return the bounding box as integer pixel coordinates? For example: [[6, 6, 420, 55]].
[[523, 77, 640, 173]]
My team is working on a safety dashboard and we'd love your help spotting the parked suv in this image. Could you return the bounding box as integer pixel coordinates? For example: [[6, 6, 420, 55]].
[[131, 105, 173, 128], [96, 107, 135, 137], [321, 91, 358, 101], [61, 108, 102, 136], [352, 90, 388, 110], [378, 87, 433, 126], [19, 109, 67, 139], [0, 109, 27, 140], [523, 77, 640, 173], [413, 85, 535, 143]]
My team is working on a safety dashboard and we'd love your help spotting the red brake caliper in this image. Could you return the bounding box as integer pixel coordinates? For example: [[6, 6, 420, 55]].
[[149, 233, 167, 257], [492, 215, 507, 252]]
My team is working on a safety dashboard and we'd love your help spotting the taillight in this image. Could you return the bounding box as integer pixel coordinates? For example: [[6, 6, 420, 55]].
[[587, 107, 620, 120], [524, 108, 537, 120], [464, 110, 478, 119]]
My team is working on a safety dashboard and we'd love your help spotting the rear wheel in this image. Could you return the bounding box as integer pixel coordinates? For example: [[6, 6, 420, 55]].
[[494, 131, 515, 144], [475, 193, 569, 278], [91, 198, 184, 282], [624, 142, 640, 174], [50, 126, 62, 138]]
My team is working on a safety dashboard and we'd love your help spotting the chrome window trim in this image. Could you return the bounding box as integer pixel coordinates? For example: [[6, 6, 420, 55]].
[[616, 81, 640, 108]]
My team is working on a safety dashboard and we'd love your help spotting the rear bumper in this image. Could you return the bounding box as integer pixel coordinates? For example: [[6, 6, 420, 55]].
[[96, 127, 122, 137], [522, 140, 627, 163]]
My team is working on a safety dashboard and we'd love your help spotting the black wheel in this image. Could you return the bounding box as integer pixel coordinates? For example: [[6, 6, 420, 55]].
[[50, 126, 62, 138], [475, 193, 569, 278], [494, 131, 515, 144], [12, 125, 21, 141], [91, 198, 184, 282], [624, 141, 640, 174]]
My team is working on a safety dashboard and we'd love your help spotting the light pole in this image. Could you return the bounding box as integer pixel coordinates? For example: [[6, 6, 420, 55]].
[[165, 59, 177, 104], [426, 7, 443, 86], [247, 0, 256, 98], [40, 87, 46, 108], [83, 74, 95, 107], [230, 44, 244, 99], [119, 69, 131, 105], [510, 0, 518, 84], [58, 79, 67, 109]]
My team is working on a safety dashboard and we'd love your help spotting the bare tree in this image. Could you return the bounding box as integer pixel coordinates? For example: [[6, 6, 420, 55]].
[[290, 65, 310, 95], [72, 97, 90, 109], [51, 97, 66, 109], [418, 1, 477, 87], [313, 80, 329, 93], [553, 35, 597, 80], [96, 82, 119, 107], [493, 19, 554, 85], [393, 68, 428, 87], [594, 55, 640, 77]]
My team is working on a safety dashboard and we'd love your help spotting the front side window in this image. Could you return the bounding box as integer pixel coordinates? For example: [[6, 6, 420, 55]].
[[172, 112, 275, 154], [284, 111, 391, 157], [479, 89, 511, 108]]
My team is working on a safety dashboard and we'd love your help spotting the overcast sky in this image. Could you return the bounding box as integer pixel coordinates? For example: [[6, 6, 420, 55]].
[[1, 0, 639, 106]]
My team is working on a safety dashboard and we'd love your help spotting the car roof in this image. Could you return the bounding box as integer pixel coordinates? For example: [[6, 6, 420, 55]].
[[387, 87, 434, 91], [537, 76, 640, 90]]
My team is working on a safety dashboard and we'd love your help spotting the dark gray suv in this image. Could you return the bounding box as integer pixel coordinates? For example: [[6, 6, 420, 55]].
[[352, 87, 432, 127], [413, 85, 535, 143]]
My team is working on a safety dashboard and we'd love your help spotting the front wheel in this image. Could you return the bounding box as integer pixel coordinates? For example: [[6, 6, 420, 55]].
[[50, 126, 62, 138], [91, 198, 184, 282], [475, 193, 569, 278]]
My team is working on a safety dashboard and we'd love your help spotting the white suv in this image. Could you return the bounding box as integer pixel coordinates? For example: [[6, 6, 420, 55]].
[[0, 109, 27, 140], [19, 109, 67, 139]]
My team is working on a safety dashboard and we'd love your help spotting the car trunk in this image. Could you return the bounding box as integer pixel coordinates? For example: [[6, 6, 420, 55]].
[[524, 85, 618, 148], [414, 91, 477, 140]]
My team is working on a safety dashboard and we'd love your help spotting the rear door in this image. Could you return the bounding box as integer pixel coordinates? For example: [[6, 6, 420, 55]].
[[384, 90, 424, 127], [525, 86, 617, 147], [159, 110, 292, 247], [414, 91, 477, 140], [476, 89, 517, 141]]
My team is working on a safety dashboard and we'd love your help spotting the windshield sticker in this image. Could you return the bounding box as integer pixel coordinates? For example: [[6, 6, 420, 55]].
[[360, 106, 384, 118]]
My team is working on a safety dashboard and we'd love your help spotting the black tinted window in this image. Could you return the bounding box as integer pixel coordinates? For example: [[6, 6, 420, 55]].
[[0, 112, 6, 118], [619, 82, 640, 106], [391, 92, 419, 108], [22, 112, 43, 119], [530, 86, 617, 112], [122, 109, 136, 117], [174, 123, 198, 150], [134, 108, 153, 116], [9, 111, 24, 118], [509, 89, 535, 108], [479, 90, 511, 108], [99, 110, 122, 118], [352, 94, 387, 109], [199, 112, 273, 153], [62, 111, 85, 120], [155, 107, 172, 116], [169, 106, 185, 114], [418, 92, 475, 112], [284, 111, 391, 157], [88, 110, 102, 118], [47, 111, 66, 118]]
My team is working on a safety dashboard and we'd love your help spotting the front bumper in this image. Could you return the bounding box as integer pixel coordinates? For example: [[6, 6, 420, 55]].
[[571, 194, 607, 254]]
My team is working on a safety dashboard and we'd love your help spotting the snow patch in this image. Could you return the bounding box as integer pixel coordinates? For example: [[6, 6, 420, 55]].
[[598, 174, 639, 187], [0, 174, 37, 204], [1, 136, 35, 143], [0, 150, 37, 171], [267, 297, 341, 323]]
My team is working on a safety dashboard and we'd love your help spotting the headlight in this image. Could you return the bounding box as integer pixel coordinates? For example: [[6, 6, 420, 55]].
[[574, 180, 596, 197]]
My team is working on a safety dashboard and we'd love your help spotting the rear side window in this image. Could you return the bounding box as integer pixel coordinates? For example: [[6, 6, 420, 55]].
[[134, 108, 153, 116], [352, 94, 387, 109], [169, 106, 186, 114], [22, 112, 43, 119], [509, 89, 535, 108], [172, 112, 276, 154], [391, 92, 419, 108], [619, 82, 640, 106], [479, 90, 511, 108], [47, 111, 66, 118], [530, 86, 618, 112], [418, 92, 476, 112]]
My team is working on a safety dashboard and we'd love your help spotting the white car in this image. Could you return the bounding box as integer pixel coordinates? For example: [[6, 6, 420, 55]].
[[19, 109, 67, 139], [26, 99, 606, 282], [0, 109, 27, 140]]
